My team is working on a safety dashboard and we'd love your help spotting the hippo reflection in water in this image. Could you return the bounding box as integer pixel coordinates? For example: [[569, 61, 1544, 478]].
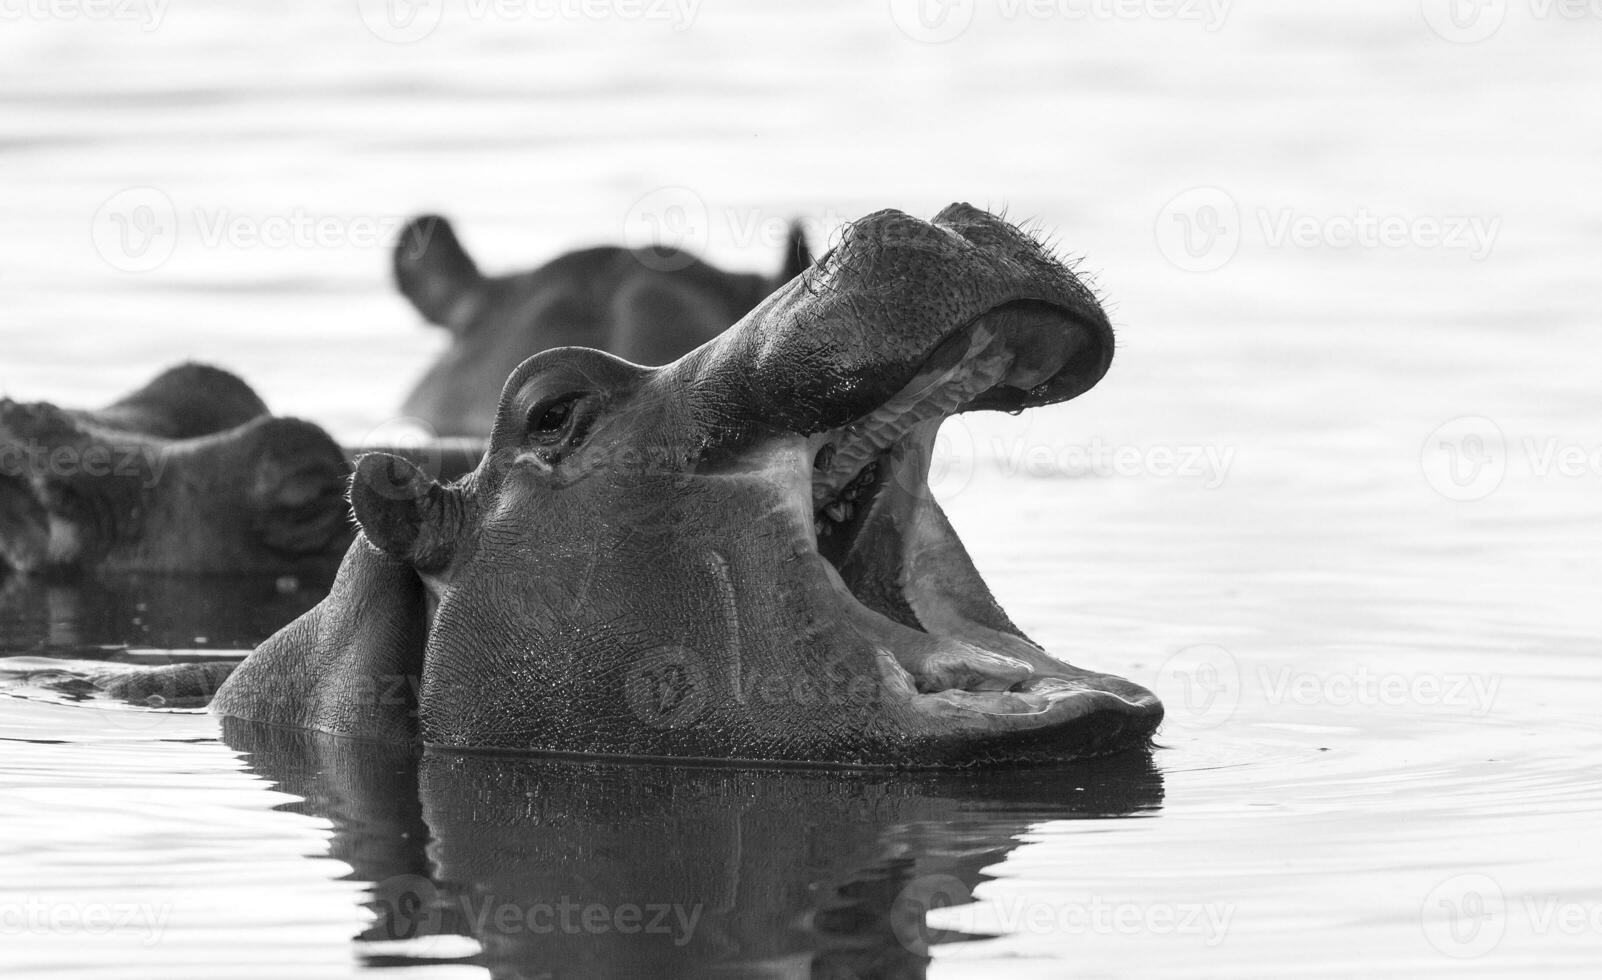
[[392, 213, 812, 437], [227, 719, 1163, 977], [109, 204, 1163, 767]]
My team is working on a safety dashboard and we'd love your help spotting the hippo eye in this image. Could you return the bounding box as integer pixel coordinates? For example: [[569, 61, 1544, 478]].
[[527, 393, 584, 440]]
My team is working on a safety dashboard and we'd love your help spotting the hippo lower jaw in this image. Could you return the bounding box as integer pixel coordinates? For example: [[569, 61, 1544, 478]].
[[792, 300, 1162, 742]]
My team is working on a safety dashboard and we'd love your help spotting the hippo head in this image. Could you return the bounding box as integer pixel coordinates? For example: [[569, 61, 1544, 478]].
[[0, 364, 352, 575], [226, 204, 1161, 766]]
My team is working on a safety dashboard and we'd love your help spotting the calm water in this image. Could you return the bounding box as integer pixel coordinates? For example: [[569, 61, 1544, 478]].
[[3, 1, 1601, 976]]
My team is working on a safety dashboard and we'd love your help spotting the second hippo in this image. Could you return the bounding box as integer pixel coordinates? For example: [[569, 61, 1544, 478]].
[[392, 214, 812, 436]]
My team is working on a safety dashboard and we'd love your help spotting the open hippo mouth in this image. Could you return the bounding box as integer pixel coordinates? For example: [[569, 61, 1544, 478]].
[[787, 295, 1160, 746]]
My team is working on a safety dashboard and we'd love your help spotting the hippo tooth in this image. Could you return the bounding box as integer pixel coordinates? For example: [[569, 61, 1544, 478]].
[[930, 689, 1052, 715], [905, 642, 1032, 695], [812, 342, 1012, 507], [825, 502, 850, 523]]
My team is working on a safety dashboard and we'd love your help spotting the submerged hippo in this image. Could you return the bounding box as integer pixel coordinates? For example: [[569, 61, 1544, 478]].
[[0, 364, 352, 575], [0, 364, 484, 576], [393, 214, 812, 437], [114, 204, 1161, 767]]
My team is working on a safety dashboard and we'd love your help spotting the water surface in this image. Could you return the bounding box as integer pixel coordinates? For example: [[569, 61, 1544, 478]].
[[3, 1, 1600, 976]]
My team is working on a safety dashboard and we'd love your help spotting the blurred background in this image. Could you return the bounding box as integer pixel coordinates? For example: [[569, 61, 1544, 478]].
[[3, 0, 1596, 438], [3, 2, 1602, 975]]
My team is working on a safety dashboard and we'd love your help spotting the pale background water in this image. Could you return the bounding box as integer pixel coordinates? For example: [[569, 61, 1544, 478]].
[[2, 0, 1601, 976]]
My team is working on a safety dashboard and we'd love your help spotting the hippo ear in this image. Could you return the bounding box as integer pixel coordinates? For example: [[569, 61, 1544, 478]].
[[393, 215, 483, 332], [778, 221, 812, 283], [350, 452, 463, 573], [247, 418, 352, 557]]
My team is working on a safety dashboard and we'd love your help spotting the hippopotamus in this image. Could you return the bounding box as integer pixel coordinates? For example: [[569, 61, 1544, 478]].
[[108, 204, 1162, 767], [0, 364, 352, 575], [0, 364, 484, 576], [393, 214, 813, 437]]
